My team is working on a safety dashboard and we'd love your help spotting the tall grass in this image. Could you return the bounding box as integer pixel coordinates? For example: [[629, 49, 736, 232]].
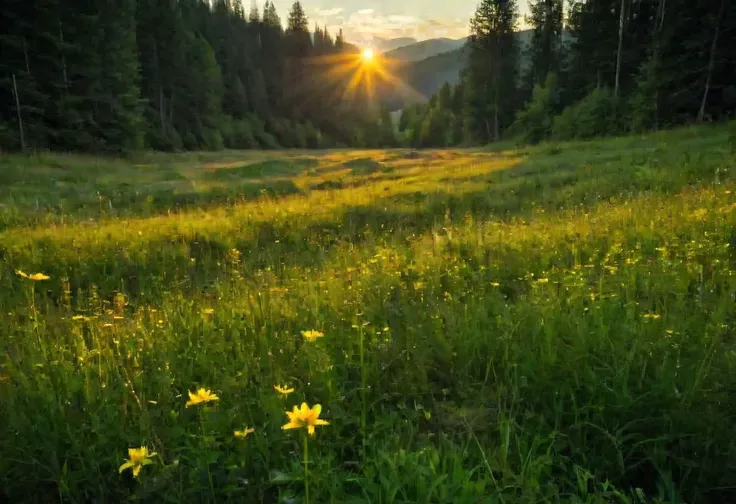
[[1, 124, 735, 502]]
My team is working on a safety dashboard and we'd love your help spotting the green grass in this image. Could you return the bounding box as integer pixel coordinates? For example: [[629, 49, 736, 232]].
[[1, 124, 735, 503]]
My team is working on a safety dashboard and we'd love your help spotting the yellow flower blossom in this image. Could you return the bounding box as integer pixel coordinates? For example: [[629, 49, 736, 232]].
[[185, 388, 219, 408], [490, 282, 500, 287], [119, 446, 156, 477], [72, 315, 91, 322], [202, 308, 215, 315], [16, 270, 50, 281], [234, 427, 255, 439], [642, 313, 661, 320], [274, 384, 295, 397], [282, 402, 329, 437], [536, 277, 549, 284], [301, 330, 324, 342]]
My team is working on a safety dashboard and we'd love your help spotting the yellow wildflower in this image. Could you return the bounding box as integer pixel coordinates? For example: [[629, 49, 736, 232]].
[[185, 388, 219, 408], [119, 446, 156, 477], [536, 277, 549, 284], [16, 270, 50, 281], [274, 384, 295, 397], [72, 315, 91, 322], [202, 308, 215, 315], [282, 402, 329, 437], [642, 313, 661, 320], [301, 330, 324, 342], [234, 427, 255, 439], [490, 282, 500, 287]]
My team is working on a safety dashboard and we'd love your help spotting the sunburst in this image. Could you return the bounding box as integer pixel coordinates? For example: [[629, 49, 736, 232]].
[[304, 47, 426, 106]]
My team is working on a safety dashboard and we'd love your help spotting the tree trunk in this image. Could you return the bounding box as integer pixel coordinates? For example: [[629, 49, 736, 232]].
[[59, 18, 68, 93], [652, 0, 666, 129], [698, 0, 724, 122], [160, 86, 165, 132], [12, 74, 26, 151], [614, 0, 626, 98], [22, 37, 30, 73], [493, 99, 500, 142]]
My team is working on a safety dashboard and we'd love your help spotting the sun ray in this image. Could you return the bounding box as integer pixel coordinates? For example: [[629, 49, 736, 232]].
[[304, 48, 427, 108]]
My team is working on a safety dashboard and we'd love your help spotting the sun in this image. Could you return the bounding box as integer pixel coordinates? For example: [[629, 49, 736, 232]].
[[361, 48, 375, 63]]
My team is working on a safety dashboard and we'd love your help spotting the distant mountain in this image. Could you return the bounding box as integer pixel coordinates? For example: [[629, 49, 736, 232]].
[[384, 37, 468, 62], [380, 30, 539, 110], [373, 37, 418, 53]]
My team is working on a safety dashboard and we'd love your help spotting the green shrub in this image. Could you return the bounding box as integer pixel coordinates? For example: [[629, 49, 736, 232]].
[[510, 73, 558, 144], [552, 87, 619, 141]]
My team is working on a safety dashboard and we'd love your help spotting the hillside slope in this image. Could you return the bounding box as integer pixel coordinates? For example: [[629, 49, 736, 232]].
[[384, 37, 467, 61], [380, 30, 536, 110]]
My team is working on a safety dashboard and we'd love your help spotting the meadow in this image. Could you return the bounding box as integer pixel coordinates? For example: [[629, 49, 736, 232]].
[[1, 124, 735, 503]]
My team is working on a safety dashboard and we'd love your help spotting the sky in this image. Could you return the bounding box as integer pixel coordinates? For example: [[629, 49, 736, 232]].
[[268, 1, 531, 48]]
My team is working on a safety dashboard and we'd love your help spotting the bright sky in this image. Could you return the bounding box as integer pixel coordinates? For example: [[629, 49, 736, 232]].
[[267, 1, 531, 48]]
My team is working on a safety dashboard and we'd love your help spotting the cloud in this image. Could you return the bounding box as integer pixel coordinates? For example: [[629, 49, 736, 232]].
[[315, 7, 343, 17], [340, 8, 468, 47]]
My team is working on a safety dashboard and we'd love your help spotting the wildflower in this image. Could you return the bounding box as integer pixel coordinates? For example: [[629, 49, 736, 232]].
[[490, 282, 500, 287], [282, 402, 329, 436], [234, 427, 255, 439], [185, 388, 219, 408], [16, 270, 50, 281], [536, 277, 549, 284], [119, 446, 156, 477], [274, 384, 295, 397], [301, 330, 324, 342], [642, 313, 661, 320], [202, 308, 215, 315], [72, 315, 91, 322]]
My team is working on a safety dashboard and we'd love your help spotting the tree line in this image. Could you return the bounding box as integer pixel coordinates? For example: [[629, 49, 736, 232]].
[[400, 0, 736, 147], [0, 0, 395, 152]]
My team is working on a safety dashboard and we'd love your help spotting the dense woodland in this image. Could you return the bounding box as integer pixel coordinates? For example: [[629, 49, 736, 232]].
[[401, 0, 736, 147], [0, 0, 395, 152], [1, 0, 735, 152]]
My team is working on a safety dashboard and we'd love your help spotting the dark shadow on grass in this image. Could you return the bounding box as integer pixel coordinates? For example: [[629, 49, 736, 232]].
[[203, 158, 317, 181]]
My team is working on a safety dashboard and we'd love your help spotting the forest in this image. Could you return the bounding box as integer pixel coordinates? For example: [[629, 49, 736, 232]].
[[402, 0, 736, 147], [1, 0, 735, 152], [0, 0, 395, 152]]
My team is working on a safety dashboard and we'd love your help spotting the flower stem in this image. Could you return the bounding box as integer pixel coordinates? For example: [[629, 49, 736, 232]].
[[359, 324, 366, 451], [200, 409, 215, 496], [303, 431, 310, 504]]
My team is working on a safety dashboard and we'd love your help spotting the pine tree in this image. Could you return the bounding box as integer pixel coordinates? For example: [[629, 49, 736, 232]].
[[524, 0, 563, 93], [94, 0, 143, 150], [464, 0, 520, 142]]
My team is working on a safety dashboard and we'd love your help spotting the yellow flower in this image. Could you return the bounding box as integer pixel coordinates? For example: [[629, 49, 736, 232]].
[[642, 313, 661, 320], [274, 384, 295, 397], [202, 308, 215, 315], [301, 330, 324, 342], [535, 277, 549, 284], [72, 315, 91, 322], [119, 446, 156, 477], [185, 388, 219, 408], [16, 270, 50, 281], [234, 427, 255, 439], [282, 402, 329, 437], [490, 282, 500, 287]]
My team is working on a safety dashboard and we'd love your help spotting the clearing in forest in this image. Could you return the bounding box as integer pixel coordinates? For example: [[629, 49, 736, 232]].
[[1, 125, 735, 503]]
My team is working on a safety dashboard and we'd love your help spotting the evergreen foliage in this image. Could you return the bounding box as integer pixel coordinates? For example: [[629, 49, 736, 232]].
[[0, 0, 387, 152], [401, 0, 736, 147]]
